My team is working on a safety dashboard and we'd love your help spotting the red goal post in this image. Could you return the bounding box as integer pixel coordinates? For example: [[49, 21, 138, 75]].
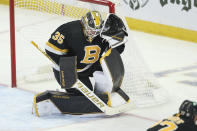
[[10, 0, 16, 87], [9, 0, 115, 88]]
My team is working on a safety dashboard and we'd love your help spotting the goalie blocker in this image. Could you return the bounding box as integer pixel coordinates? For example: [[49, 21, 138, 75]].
[[33, 49, 131, 116]]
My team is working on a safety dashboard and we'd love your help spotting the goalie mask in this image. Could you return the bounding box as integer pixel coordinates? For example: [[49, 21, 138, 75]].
[[81, 11, 103, 42]]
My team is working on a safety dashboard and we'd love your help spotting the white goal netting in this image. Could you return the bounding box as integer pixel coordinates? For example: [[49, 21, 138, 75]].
[[13, 0, 168, 107]]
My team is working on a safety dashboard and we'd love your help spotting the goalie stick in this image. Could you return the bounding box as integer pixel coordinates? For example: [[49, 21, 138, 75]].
[[31, 41, 136, 115]]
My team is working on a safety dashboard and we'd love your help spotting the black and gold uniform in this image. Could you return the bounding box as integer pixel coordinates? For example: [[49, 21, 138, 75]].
[[147, 100, 197, 131], [147, 114, 197, 131], [45, 20, 124, 93], [34, 12, 128, 115]]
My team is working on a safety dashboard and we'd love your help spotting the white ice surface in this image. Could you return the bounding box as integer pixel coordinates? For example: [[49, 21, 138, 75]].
[[1, 4, 197, 131], [0, 86, 154, 131]]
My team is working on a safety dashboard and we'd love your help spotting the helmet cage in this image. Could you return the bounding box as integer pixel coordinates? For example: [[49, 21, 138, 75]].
[[83, 22, 102, 39], [81, 11, 103, 41]]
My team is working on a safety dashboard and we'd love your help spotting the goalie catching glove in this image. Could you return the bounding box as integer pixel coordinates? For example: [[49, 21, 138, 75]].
[[100, 14, 128, 48]]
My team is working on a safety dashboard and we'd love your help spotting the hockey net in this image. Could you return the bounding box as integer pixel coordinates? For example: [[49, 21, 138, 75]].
[[11, 0, 168, 107]]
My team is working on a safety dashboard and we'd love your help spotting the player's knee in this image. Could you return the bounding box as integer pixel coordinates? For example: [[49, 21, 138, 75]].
[[93, 71, 113, 93]]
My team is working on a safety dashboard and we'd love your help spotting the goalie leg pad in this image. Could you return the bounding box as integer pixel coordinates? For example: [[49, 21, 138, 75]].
[[34, 91, 109, 115], [101, 49, 130, 102], [101, 49, 125, 90]]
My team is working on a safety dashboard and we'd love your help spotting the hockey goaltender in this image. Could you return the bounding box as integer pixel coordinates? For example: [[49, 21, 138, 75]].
[[32, 11, 132, 116], [32, 10, 197, 131]]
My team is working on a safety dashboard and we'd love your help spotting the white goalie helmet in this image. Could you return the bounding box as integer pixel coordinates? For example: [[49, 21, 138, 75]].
[[81, 11, 103, 42]]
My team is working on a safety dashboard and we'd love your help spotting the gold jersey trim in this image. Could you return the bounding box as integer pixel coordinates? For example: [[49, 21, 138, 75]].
[[46, 42, 68, 54]]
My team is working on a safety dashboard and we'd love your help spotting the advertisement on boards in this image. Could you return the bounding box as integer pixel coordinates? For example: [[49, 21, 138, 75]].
[[121, 0, 197, 31]]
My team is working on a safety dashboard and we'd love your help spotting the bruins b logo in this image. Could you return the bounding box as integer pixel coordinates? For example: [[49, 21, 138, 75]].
[[81, 45, 101, 64]]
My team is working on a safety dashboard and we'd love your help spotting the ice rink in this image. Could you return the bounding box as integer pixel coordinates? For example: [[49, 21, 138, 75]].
[[1, 4, 197, 131]]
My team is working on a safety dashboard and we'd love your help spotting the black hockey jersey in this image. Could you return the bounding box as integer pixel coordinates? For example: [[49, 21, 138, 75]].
[[45, 20, 111, 72], [147, 114, 197, 131]]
